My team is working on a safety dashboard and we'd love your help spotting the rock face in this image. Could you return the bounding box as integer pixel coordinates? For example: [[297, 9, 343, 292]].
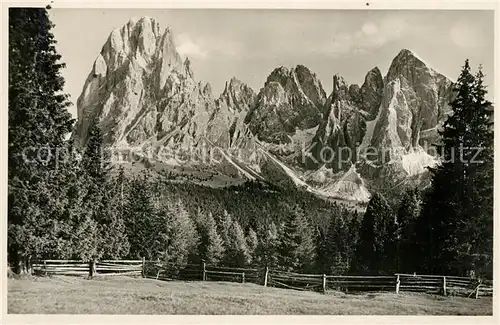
[[74, 17, 256, 154], [356, 49, 454, 185], [303, 49, 454, 196], [246, 65, 326, 144], [216, 78, 257, 149], [308, 74, 369, 172], [75, 17, 457, 202], [359, 67, 384, 118]]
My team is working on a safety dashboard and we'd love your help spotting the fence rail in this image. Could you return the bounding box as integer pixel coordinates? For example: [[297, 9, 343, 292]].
[[31, 259, 492, 299], [33, 259, 144, 277]]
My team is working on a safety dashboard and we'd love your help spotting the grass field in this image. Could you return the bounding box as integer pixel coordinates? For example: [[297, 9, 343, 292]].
[[8, 275, 492, 315]]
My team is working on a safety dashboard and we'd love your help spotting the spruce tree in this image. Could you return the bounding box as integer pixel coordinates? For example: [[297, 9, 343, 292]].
[[77, 124, 106, 260], [246, 227, 259, 265], [468, 67, 494, 278], [8, 8, 74, 272], [225, 220, 251, 268], [396, 188, 421, 272], [346, 211, 361, 271], [76, 124, 130, 260], [218, 210, 233, 249], [198, 212, 225, 265], [351, 193, 394, 274], [254, 221, 280, 267], [158, 200, 199, 266], [278, 207, 316, 272], [325, 215, 350, 275], [124, 171, 158, 259], [424, 60, 493, 276], [99, 167, 130, 259]]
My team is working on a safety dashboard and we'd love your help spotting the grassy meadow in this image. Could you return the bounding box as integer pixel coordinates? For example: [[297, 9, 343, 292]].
[[7, 275, 493, 315]]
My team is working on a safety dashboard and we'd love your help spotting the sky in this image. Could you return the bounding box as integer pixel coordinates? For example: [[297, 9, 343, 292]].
[[49, 9, 495, 118]]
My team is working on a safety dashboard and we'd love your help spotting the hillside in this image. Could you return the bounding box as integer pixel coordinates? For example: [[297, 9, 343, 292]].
[[8, 276, 493, 315]]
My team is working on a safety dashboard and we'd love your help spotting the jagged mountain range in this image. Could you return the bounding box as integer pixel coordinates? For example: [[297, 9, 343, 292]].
[[74, 16, 456, 202]]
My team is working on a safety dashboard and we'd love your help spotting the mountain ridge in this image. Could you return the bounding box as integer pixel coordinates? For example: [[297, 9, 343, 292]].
[[74, 17, 456, 203]]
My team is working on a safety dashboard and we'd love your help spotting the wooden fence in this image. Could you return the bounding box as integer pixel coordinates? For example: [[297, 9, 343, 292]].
[[33, 259, 144, 277], [31, 259, 493, 299], [266, 271, 492, 298], [143, 260, 261, 284], [396, 273, 493, 298]]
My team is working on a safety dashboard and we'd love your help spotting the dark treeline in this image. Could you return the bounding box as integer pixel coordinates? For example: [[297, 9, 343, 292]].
[[8, 8, 493, 279]]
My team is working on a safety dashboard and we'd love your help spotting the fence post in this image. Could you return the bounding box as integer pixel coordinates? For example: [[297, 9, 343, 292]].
[[242, 272, 245, 284], [442, 276, 447, 296], [27, 256, 32, 275], [141, 256, 145, 278], [396, 274, 400, 294], [43, 260, 47, 276], [202, 261, 206, 281], [475, 282, 481, 299], [264, 267, 269, 287], [322, 274, 327, 294], [89, 258, 96, 278]]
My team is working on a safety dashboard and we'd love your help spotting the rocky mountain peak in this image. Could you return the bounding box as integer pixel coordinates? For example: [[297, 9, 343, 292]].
[[387, 48, 443, 83], [331, 74, 350, 100], [74, 18, 215, 148], [103, 16, 161, 64], [364, 66, 382, 82], [183, 57, 194, 78], [228, 77, 243, 89], [246, 65, 326, 144], [219, 77, 256, 113], [359, 66, 384, 118], [74, 21, 460, 203]]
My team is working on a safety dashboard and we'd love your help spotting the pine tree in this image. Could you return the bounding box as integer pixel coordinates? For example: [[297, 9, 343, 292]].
[[99, 167, 130, 259], [351, 193, 394, 274], [246, 227, 259, 265], [396, 188, 421, 272], [8, 8, 74, 272], [225, 220, 251, 268], [468, 67, 494, 278], [197, 212, 225, 265], [254, 221, 280, 267], [346, 211, 361, 271], [325, 215, 350, 275], [158, 200, 199, 266], [424, 60, 493, 277], [278, 207, 316, 272], [124, 171, 158, 259], [76, 124, 130, 260]]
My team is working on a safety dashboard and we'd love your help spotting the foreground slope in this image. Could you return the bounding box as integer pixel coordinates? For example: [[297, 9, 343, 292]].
[[8, 276, 492, 315]]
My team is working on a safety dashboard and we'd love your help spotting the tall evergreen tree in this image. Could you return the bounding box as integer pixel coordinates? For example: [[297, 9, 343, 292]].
[[76, 124, 107, 260], [99, 166, 130, 259], [8, 8, 74, 272], [351, 193, 394, 274], [157, 200, 199, 266], [124, 171, 158, 259], [424, 60, 493, 276], [347, 211, 361, 267], [197, 212, 225, 265], [246, 227, 259, 265], [278, 207, 316, 272], [396, 188, 422, 272], [225, 219, 251, 268], [324, 215, 350, 275], [254, 221, 280, 268]]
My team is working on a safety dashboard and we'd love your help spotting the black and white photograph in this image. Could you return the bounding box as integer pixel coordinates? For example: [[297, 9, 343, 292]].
[[3, 0, 497, 319]]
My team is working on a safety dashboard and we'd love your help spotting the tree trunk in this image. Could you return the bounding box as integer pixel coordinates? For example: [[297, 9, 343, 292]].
[[16, 249, 26, 275], [89, 258, 97, 277], [26, 255, 32, 275]]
